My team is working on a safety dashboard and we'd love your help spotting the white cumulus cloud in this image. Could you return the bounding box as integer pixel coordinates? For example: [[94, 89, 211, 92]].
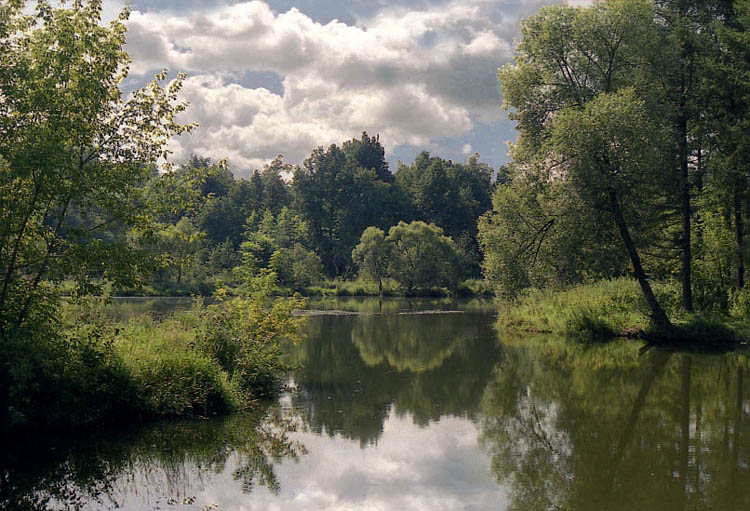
[[126, 0, 553, 173]]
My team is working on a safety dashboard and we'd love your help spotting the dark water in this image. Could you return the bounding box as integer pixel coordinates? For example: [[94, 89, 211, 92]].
[[4, 298, 750, 510]]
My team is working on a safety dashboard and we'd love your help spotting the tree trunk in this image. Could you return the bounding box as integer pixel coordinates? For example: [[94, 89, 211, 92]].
[[735, 186, 745, 289], [0, 351, 9, 434], [608, 189, 674, 336]]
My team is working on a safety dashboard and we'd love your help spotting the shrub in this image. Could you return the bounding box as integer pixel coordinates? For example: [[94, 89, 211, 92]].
[[194, 279, 305, 402], [677, 314, 737, 345], [729, 287, 750, 319], [8, 297, 139, 430]]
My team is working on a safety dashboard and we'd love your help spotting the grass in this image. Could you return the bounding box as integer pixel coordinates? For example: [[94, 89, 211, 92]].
[[497, 278, 748, 344], [302, 278, 494, 297], [7, 295, 300, 433], [114, 314, 237, 418]]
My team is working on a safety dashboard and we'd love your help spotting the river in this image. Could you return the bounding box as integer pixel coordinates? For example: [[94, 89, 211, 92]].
[[3, 297, 750, 510]]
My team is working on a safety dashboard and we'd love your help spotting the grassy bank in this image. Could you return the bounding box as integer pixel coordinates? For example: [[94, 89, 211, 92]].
[[106, 278, 495, 299], [6, 294, 303, 433], [497, 278, 750, 343], [301, 278, 493, 298]]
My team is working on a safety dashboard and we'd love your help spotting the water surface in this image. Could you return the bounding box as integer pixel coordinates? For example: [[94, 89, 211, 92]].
[[4, 298, 750, 510]]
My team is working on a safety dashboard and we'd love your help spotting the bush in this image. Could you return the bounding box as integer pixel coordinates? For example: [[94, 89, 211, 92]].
[[7, 297, 139, 430], [4, 285, 304, 432], [194, 281, 305, 402], [563, 309, 618, 342]]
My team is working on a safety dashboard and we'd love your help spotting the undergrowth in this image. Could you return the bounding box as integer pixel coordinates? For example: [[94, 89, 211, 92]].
[[495, 278, 746, 343], [5, 285, 305, 433]]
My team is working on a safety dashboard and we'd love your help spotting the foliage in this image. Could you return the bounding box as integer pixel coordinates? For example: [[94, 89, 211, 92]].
[[385, 221, 464, 292], [6, 296, 137, 430], [238, 208, 321, 290], [351, 227, 390, 292], [194, 278, 305, 401], [155, 217, 205, 284], [395, 152, 492, 274], [0, 1, 195, 334], [478, 173, 628, 297]]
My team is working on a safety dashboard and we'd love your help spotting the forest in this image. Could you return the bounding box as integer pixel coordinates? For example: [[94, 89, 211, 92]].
[[128, 138, 495, 297]]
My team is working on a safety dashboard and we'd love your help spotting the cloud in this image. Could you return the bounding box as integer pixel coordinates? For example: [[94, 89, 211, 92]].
[[126, 0, 552, 173], [140, 413, 509, 511]]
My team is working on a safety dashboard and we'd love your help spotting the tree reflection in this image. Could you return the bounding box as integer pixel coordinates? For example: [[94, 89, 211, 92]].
[[288, 311, 502, 445], [0, 408, 306, 511], [480, 335, 750, 510]]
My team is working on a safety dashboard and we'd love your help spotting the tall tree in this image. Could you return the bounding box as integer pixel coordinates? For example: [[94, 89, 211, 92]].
[[292, 133, 397, 277], [492, 1, 677, 334], [647, 0, 729, 310], [702, 0, 750, 291], [0, 0, 193, 427]]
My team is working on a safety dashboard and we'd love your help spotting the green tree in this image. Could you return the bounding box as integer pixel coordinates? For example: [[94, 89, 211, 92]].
[[385, 221, 463, 292], [697, 0, 750, 300], [491, 1, 679, 335], [269, 244, 322, 290], [258, 155, 294, 214], [395, 152, 492, 274], [551, 90, 675, 333], [158, 218, 205, 284], [292, 133, 400, 277], [352, 227, 390, 294], [0, 1, 193, 427]]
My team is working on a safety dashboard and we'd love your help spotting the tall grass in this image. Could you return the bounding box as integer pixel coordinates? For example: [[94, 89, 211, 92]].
[[497, 278, 750, 344], [115, 314, 236, 418], [6, 294, 303, 432], [497, 278, 683, 342]]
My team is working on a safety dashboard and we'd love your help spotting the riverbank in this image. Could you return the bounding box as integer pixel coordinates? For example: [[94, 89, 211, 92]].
[[496, 278, 750, 346], [4, 294, 303, 434], [104, 278, 494, 299]]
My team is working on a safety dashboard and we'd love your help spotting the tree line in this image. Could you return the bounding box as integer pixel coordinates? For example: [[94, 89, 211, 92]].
[[148, 134, 493, 294]]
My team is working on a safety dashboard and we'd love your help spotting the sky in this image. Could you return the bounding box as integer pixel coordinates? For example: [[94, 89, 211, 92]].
[[109, 412, 509, 511], [104, 0, 568, 177]]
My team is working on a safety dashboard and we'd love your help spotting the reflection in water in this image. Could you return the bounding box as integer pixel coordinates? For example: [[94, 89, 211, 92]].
[[287, 310, 502, 445], [0, 409, 306, 511], [481, 334, 750, 511], [9, 298, 750, 510]]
